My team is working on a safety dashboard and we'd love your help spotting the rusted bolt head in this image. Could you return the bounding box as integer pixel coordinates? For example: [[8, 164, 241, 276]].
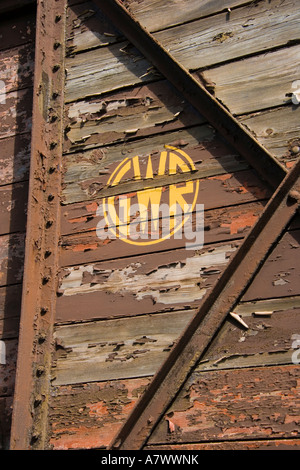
[[36, 366, 45, 377], [291, 145, 300, 154]]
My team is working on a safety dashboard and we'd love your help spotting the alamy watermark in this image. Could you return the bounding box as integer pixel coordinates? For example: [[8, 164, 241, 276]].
[[291, 334, 300, 365], [96, 201, 205, 250]]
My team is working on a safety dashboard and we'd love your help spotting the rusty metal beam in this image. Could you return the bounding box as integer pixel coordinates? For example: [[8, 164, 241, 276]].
[[109, 159, 300, 450], [10, 0, 67, 450], [95, 0, 287, 190]]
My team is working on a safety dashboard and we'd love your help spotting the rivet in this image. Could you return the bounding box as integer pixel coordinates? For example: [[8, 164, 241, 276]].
[[40, 307, 48, 316], [48, 194, 55, 201], [45, 219, 53, 229], [55, 14, 62, 23], [34, 395, 42, 407], [38, 333, 46, 344], [52, 64, 60, 73], [49, 166, 56, 174], [53, 42, 61, 50], [42, 276, 50, 285], [44, 250, 52, 258], [291, 145, 300, 154], [50, 141, 57, 150], [36, 366, 45, 377]]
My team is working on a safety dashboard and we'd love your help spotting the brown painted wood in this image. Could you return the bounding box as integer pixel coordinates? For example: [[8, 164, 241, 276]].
[[242, 228, 300, 301], [0, 182, 28, 235], [0, 233, 25, 287], [148, 365, 300, 445], [0, 12, 35, 52], [0, 43, 34, 94], [56, 240, 239, 323], [59, 201, 266, 265], [0, 133, 31, 186], [0, 339, 18, 397], [49, 377, 151, 450], [63, 80, 204, 153], [0, 88, 33, 140]]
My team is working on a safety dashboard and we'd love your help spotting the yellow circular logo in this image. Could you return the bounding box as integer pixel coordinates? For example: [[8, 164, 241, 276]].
[[101, 146, 199, 246]]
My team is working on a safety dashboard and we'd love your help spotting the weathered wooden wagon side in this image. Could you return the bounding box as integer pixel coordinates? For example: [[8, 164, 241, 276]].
[[0, 1, 36, 449], [0, 0, 299, 450]]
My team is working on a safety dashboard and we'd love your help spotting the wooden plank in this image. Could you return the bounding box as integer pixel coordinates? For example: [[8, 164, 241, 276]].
[[196, 301, 300, 372], [63, 80, 204, 153], [242, 229, 300, 301], [0, 182, 28, 235], [123, 0, 260, 32], [0, 317, 20, 340], [0, 87, 33, 140], [148, 365, 300, 445], [0, 12, 35, 52], [65, 41, 157, 103], [240, 106, 300, 168], [61, 196, 265, 237], [52, 309, 196, 385], [66, 1, 122, 55], [66, 0, 248, 54], [65, 0, 300, 102], [0, 339, 18, 397], [59, 201, 266, 265], [62, 125, 226, 186], [202, 45, 300, 115], [56, 240, 239, 323], [49, 377, 151, 450], [0, 133, 31, 186], [0, 0, 35, 15], [0, 284, 22, 321], [0, 396, 13, 450], [0, 43, 35, 94], [154, 0, 300, 70], [0, 233, 25, 287], [62, 124, 271, 206]]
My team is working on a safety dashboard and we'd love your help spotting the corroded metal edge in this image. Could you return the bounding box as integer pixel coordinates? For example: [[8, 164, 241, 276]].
[[10, 0, 67, 450]]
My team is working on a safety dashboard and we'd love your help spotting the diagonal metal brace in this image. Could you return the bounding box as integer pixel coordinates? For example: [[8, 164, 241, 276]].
[[95, 0, 287, 190], [108, 157, 300, 450]]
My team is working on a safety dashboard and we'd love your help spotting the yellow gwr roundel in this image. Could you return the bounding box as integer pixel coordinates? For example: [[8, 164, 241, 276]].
[[102, 146, 199, 245]]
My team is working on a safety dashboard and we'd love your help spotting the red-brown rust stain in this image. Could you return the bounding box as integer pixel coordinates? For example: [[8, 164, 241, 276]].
[[149, 365, 300, 445], [49, 378, 151, 449], [242, 229, 300, 301], [221, 212, 259, 235]]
